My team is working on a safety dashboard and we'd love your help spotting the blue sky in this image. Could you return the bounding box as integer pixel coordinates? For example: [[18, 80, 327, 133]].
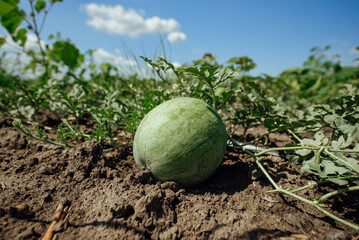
[[3, 0, 359, 76]]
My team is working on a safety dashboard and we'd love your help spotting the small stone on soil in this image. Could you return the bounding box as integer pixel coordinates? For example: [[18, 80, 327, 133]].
[[39, 166, 51, 175]]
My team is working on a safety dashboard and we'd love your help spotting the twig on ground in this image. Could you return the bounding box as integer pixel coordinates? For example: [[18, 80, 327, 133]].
[[41, 201, 70, 240]]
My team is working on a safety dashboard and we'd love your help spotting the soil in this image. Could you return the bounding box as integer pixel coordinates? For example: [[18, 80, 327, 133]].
[[0, 115, 358, 240]]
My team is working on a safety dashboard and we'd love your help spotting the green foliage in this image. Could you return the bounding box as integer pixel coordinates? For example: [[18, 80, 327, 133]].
[[227, 55, 257, 74], [34, 0, 46, 13], [0, 37, 5, 46], [0, 1, 18, 15], [0, 0, 25, 35], [50, 40, 82, 69], [56, 121, 82, 146], [294, 131, 359, 186], [14, 27, 27, 46]]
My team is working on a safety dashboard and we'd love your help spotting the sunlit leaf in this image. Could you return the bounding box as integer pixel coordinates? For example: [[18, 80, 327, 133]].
[[34, 0, 46, 13], [50, 40, 80, 69], [296, 149, 311, 156], [14, 27, 27, 46], [328, 178, 348, 185], [0, 0, 17, 15], [1, 8, 25, 34], [0, 37, 5, 47]]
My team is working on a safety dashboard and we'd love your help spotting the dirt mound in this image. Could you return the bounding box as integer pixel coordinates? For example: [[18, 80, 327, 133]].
[[0, 116, 358, 240]]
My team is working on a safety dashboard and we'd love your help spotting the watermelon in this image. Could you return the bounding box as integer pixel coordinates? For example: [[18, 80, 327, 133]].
[[133, 97, 228, 186]]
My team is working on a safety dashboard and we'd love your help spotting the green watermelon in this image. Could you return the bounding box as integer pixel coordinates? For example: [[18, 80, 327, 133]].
[[133, 97, 227, 186]]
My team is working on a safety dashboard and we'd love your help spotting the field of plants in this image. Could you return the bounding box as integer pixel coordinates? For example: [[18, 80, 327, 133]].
[[1, 1, 359, 239]]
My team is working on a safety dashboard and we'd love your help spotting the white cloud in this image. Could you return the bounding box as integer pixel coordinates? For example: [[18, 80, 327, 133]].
[[91, 48, 149, 76], [92, 48, 138, 68], [167, 31, 186, 43], [83, 3, 186, 41]]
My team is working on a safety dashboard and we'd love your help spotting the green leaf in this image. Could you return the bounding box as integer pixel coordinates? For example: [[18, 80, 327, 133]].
[[331, 136, 344, 150], [310, 47, 318, 53], [328, 178, 348, 185], [301, 157, 320, 174], [34, 0, 46, 13], [300, 153, 356, 186], [346, 157, 359, 172], [339, 124, 359, 142], [1, 0, 20, 5], [296, 149, 311, 156], [0, 37, 5, 47], [302, 138, 318, 146], [331, 135, 352, 150], [1, 8, 25, 34], [321, 159, 348, 175], [50, 40, 80, 69], [0, 0, 17, 15], [263, 118, 275, 129], [14, 27, 27, 46], [314, 132, 326, 143]]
